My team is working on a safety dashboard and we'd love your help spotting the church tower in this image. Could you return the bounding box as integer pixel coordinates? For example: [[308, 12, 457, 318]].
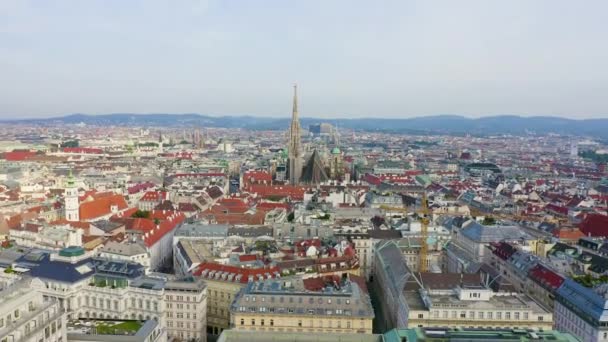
[[64, 170, 79, 222], [288, 84, 302, 185]]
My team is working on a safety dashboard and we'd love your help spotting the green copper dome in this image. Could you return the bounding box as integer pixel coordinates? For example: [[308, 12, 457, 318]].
[[331, 147, 341, 155], [59, 246, 85, 257]]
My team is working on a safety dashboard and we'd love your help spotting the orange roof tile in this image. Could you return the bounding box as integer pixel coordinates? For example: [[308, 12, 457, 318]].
[[79, 194, 128, 220]]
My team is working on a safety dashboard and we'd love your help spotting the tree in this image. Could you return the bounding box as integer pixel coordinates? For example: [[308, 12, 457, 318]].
[[61, 140, 79, 148], [131, 210, 150, 218], [482, 216, 496, 225]]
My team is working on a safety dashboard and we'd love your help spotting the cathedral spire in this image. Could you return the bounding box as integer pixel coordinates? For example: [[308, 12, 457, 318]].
[[292, 83, 298, 120], [288, 84, 302, 185]]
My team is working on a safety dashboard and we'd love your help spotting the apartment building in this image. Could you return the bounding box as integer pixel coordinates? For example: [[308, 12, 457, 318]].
[[164, 280, 207, 341], [229, 278, 374, 334], [0, 278, 66, 342], [193, 262, 278, 336], [404, 273, 553, 330], [554, 278, 608, 342]]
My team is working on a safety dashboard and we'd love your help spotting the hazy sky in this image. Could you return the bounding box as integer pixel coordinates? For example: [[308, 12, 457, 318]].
[[1, 0, 607, 119]]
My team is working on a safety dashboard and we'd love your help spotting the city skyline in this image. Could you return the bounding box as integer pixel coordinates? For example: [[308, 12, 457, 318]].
[[1, 0, 608, 119]]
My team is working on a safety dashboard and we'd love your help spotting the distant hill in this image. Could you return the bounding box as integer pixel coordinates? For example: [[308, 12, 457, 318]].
[[2, 113, 608, 137]]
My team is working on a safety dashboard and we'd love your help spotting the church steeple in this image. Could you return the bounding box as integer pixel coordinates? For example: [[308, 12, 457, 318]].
[[65, 169, 79, 222], [288, 84, 302, 185], [292, 84, 298, 120]]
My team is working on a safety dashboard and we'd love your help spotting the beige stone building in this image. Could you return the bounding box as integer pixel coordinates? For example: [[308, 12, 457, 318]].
[[164, 279, 208, 341], [194, 262, 280, 336], [404, 273, 553, 330], [229, 277, 374, 334]]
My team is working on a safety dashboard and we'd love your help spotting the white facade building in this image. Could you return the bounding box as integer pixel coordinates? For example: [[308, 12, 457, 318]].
[[0, 278, 67, 342]]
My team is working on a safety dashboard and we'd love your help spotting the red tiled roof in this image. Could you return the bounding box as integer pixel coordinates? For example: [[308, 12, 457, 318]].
[[140, 191, 167, 202], [361, 173, 381, 186], [490, 242, 517, 261], [113, 210, 185, 247], [552, 228, 585, 240], [246, 184, 307, 200], [545, 203, 568, 216], [172, 172, 226, 178], [243, 171, 273, 185], [63, 147, 103, 154], [3, 151, 37, 161], [128, 182, 155, 194], [178, 203, 198, 212], [79, 194, 128, 220], [238, 254, 258, 262], [205, 186, 224, 199], [528, 264, 564, 290], [579, 213, 608, 237]]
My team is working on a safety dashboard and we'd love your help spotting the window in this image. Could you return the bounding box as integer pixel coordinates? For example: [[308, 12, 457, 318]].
[[460, 311, 466, 318], [505, 312, 511, 320], [240, 319, 244, 326], [514, 312, 520, 320], [538, 316, 544, 321], [496, 312, 502, 320], [251, 319, 255, 326], [418, 314, 424, 319], [487, 312, 493, 319], [270, 319, 274, 326], [469, 311, 475, 319], [298, 320, 302, 327], [261, 319, 265, 326], [523, 312, 528, 320], [479, 312, 484, 319]]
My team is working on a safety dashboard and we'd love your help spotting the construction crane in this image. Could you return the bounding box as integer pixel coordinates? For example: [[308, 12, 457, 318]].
[[378, 191, 431, 272], [418, 192, 430, 272]]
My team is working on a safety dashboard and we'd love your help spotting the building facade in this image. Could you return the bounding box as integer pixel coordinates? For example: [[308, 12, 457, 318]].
[[230, 279, 374, 334], [0, 278, 66, 342]]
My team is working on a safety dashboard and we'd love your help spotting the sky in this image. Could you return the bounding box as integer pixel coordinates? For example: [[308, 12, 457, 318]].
[[1, 0, 607, 119]]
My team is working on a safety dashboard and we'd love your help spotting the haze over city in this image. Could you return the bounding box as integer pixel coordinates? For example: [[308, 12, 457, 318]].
[[4, 2, 608, 342], [1, 0, 608, 119]]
